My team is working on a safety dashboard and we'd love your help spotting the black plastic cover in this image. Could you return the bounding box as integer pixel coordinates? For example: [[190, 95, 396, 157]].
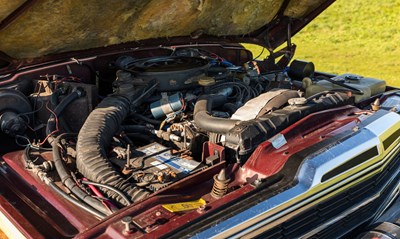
[[224, 92, 353, 162]]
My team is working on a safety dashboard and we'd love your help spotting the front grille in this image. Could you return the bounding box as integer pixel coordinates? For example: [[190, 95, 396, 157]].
[[256, 152, 400, 239]]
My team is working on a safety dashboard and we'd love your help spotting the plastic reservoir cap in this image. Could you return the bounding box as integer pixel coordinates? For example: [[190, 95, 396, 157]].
[[302, 77, 313, 89], [198, 76, 216, 86], [288, 60, 315, 80]]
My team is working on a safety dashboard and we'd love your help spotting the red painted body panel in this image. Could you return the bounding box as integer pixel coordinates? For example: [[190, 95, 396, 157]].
[[1, 152, 98, 238], [241, 105, 360, 181]]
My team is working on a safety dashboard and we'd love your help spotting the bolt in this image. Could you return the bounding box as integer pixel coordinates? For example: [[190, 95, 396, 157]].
[[197, 205, 207, 213], [145, 226, 152, 233], [155, 211, 161, 217], [371, 98, 380, 111], [121, 216, 133, 234]]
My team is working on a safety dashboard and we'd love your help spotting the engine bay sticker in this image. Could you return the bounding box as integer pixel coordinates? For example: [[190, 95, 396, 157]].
[[162, 198, 206, 212], [382, 95, 400, 108], [155, 153, 201, 174], [269, 133, 287, 149], [357, 113, 370, 121], [150, 161, 168, 170], [138, 143, 201, 174]]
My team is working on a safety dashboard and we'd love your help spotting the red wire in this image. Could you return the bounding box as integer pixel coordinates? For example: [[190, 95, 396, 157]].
[[180, 98, 185, 111], [40, 101, 59, 145], [209, 53, 224, 62]]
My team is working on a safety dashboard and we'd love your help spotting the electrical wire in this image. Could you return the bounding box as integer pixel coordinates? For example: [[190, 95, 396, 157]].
[[210, 81, 256, 103], [22, 144, 106, 219], [159, 97, 186, 130], [40, 101, 59, 145], [48, 182, 106, 219], [15, 83, 45, 134], [80, 180, 132, 205], [15, 135, 32, 147]]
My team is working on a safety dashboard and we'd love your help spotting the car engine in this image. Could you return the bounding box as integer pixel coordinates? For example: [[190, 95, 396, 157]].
[[0, 45, 399, 238]]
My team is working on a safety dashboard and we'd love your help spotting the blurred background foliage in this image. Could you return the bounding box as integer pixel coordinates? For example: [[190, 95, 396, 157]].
[[245, 0, 400, 87]]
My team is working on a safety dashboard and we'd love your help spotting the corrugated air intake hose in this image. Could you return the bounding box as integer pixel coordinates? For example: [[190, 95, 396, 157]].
[[76, 94, 150, 206]]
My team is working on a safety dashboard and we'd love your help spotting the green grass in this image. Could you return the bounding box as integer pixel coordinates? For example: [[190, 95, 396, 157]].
[[245, 0, 400, 87]]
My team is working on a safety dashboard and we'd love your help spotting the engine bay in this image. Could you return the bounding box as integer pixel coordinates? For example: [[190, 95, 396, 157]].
[[0, 45, 399, 237]]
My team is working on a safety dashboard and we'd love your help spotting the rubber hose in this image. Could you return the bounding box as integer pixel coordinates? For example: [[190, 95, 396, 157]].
[[130, 113, 162, 125], [48, 182, 106, 219], [24, 145, 106, 218], [76, 95, 149, 206], [50, 88, 74, 133], [80, 180, 131, 205], [52, 133, 112, 216], [50, 88, 63, 107], [46, 89, 84, 142], [223, 103, 239, 114], [193, 95, 240, 134], [126, 133, 154, 143], [121, 125, 149, 133]]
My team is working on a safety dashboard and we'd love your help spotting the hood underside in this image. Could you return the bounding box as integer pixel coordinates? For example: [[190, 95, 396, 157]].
[[0, 0, 331, 60]]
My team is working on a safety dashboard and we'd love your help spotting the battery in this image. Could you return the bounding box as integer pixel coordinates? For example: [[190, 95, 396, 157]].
[[131, 143, 206, 191]]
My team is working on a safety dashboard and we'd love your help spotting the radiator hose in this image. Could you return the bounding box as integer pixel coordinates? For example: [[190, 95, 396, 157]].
[[194, 90, 301, 134], [193, 94, 240, 134]]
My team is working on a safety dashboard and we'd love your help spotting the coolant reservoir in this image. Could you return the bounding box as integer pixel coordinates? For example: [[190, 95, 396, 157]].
[[303, 74, 386, 102]]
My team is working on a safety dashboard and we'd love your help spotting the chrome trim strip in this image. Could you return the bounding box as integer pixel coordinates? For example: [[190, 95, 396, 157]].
[[234, 136, 400, 239], [372, 179, 400, 221], [241, 146, 400, 239], [299, 194, 380, 239], [300, 155, 400, 238]]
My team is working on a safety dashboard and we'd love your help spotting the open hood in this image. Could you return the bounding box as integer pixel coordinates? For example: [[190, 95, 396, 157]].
[[0, 0, 334, 69], [1, 2, 400, 239]]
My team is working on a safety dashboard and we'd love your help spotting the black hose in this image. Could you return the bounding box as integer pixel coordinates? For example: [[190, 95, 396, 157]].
[[80, 180, 131, 205], [48, 181, 106, 219], [223, 103, 239, 114], [52, 133, 112, 216], [24, 142, 106, 218], [193, 95, 240, 134], [76, 94, 150, 206], [126, 133, 154, 143], [23, 146, 31, 167], [50, 88, 63, 107], [130, 113, 162, 125], [50, 88, 75, 134], [194, 90, 301, 134], [121, 125, 149, 133], [46, 89, 85, 143]]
